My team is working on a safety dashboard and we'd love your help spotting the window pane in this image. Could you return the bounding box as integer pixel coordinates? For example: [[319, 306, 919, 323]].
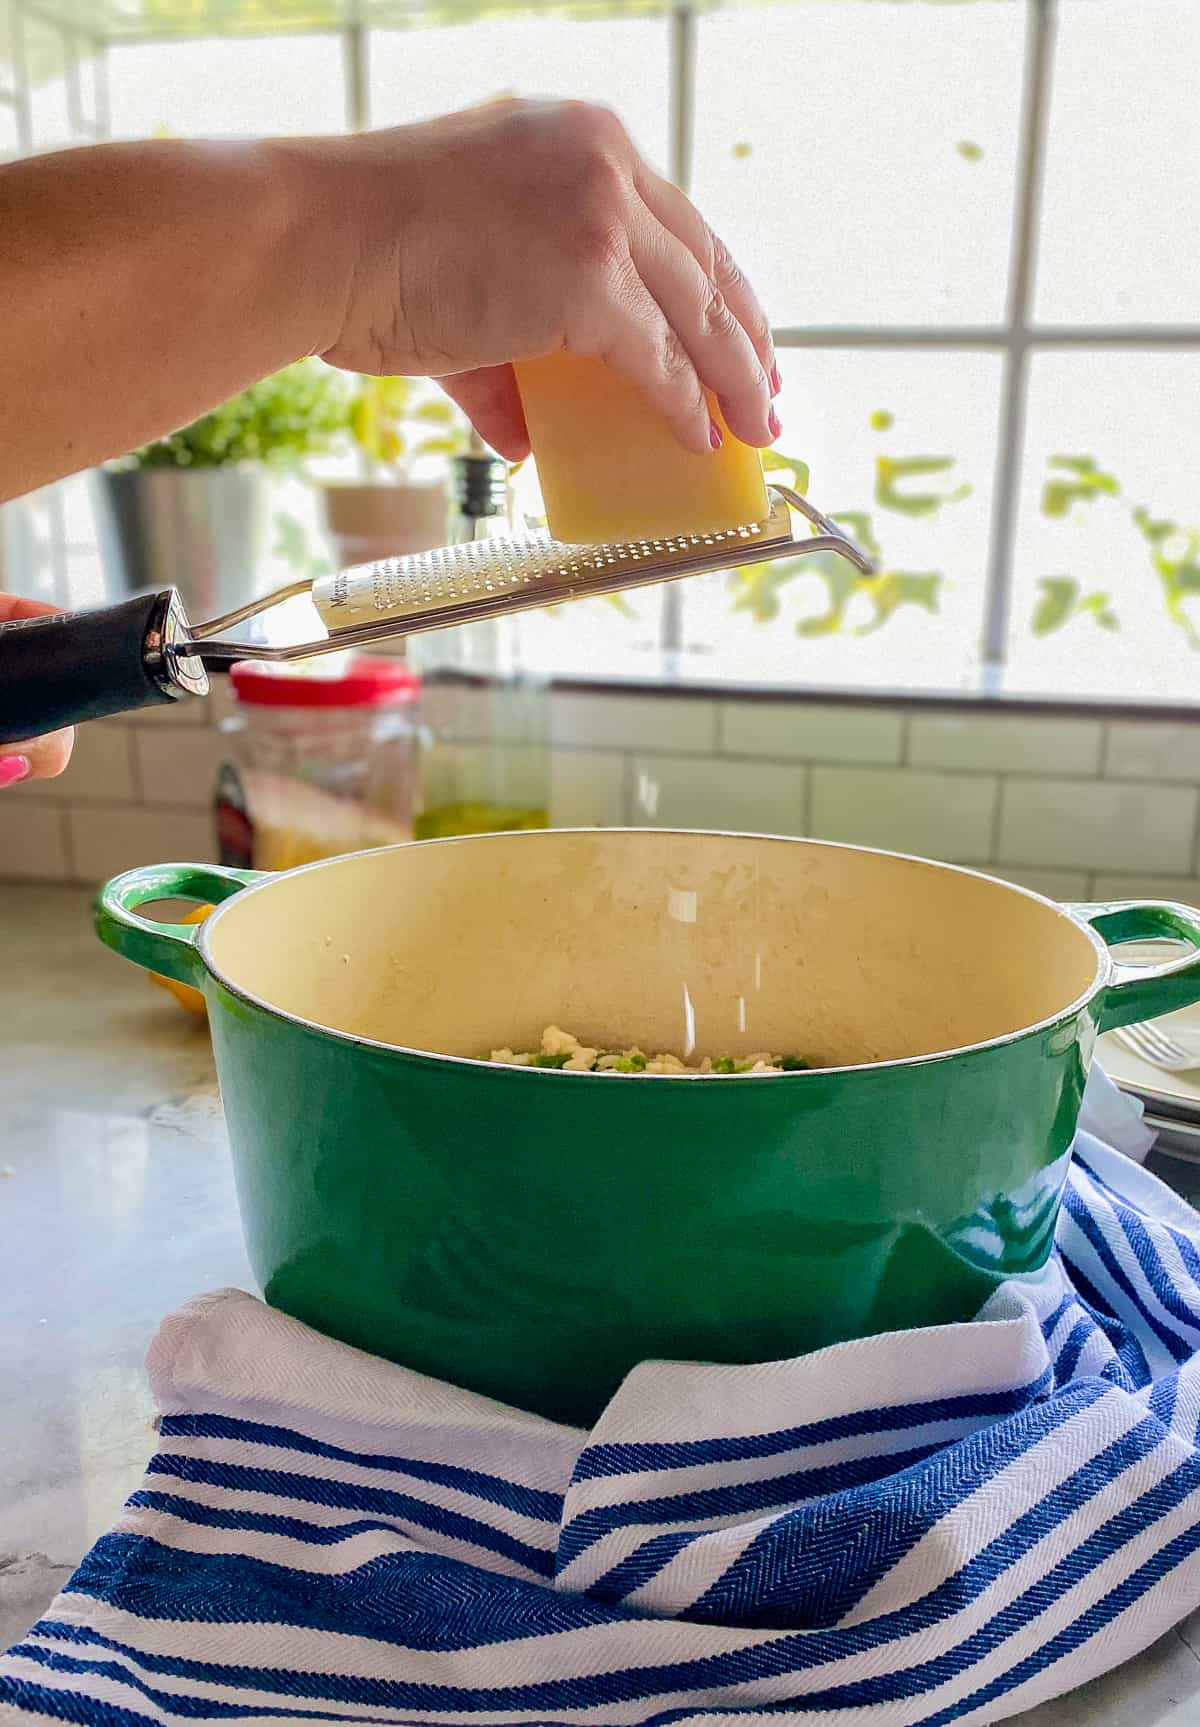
[[0, 0, 15, 95], [504, 454, 664, 678], [108, 33, 346, 139], [1036, 0, 1200, 326], [25, 15, 73, 150], [675, 349, 1000, 690], [77, 41, 104, 134], [370, 15, 670, 174], [1007, 351, 1200, 701], [0, 99, 18, 158], [1, 487, 61, 606], [692, 1, 1024, 329]]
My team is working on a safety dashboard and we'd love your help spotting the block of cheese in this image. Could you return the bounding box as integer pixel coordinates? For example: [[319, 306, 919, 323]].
[[514, 352, 769, 545]]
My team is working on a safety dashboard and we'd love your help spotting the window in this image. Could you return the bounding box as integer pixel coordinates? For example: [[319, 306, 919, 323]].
[[691, 1, 1024, 329], [369, 14, 670, 171], [5, 0, 1200, 705], [677, 0, 1200, 702], [107, 33, 346, 138], [677, 349, 1003, 692]]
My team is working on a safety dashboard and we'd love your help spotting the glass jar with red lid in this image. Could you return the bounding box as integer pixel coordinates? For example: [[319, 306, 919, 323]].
[[215, 655, 420, 872]]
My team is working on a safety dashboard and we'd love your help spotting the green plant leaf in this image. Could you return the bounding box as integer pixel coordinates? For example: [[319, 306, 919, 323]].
[[795, 558, 861, 636], [126, 358, 350, 469], [728, 563, 787, 622], [761, 450, 810, 494], [875, 454, 968, 517], [1032, 576, 1118, 636], [1032, 576, 1078, 635], [1132, 504, 1177, 544], [1040, 453, 1120, 517], [828, 511, 881, 561], [413, 398, 459, 425], [413, 435, 462, 457], [855, 570, 941, 635]]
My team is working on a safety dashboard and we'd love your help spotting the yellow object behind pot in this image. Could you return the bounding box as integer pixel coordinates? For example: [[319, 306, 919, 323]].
[[150, 903, 212, 1018]]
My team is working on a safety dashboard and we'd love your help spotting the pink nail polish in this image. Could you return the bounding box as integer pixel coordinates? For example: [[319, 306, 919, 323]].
[[709, 419, 724, 451], [0, 754, 30, 789], [768, 408, 782, 439], [770, 364, 782, 397]]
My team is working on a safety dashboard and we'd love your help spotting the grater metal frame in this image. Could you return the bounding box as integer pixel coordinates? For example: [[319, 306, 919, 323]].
[[185, 485, 874, 668]]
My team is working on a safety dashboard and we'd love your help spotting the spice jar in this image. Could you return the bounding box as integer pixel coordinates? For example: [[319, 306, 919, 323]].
[[215, 656, 420, 871]]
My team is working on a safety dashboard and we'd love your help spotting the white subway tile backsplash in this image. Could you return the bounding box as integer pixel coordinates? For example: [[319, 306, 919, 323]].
[[19, 722, 135, 804], [15, 682, 1200, 896], [977, 864, 1091, 902], [720, 701, 903, 764], [629, 755, 805, 835], [550, 692, 716, 754], [1091, 874, 1200, 908], [1000, 779, 1198, 873], [0, 804, 69, 881], [135, 726, 227, 810], [421, 684, 546, 745], [810, 767, 997, 863], [206, 680, 239, 727], [549, 751, 626, 828], [123, 692, 212, 728], [1105, 720, 1200, 782], [909, 713, 1102, 775], [67, 806, 216, 884]]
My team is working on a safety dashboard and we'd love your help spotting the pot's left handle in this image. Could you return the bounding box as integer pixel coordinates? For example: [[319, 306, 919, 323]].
[[1071, 900, 1200, 1032], [95, 862, 264, 988]]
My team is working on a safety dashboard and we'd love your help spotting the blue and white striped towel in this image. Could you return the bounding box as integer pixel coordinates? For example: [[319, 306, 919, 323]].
[[5, 1069, 1200, 1727]]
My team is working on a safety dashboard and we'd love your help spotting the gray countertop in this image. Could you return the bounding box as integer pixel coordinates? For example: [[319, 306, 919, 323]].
[[1, 883, 1198, 1723]]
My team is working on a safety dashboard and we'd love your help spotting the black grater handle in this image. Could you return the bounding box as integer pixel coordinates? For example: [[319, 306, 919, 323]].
[[0, 590, 208, 743]]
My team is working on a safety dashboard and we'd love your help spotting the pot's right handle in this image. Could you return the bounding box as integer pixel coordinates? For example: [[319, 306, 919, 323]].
[[95, 862, 265, 987], [1070, 900, 1200, 1032]]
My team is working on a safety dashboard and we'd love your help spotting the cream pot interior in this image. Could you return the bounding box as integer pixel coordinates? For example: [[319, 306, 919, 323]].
[[201, 829, 1104, 1064]]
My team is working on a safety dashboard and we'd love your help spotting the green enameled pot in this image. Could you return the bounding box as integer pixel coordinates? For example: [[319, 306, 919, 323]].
[[96, 829, 1200, 1425]]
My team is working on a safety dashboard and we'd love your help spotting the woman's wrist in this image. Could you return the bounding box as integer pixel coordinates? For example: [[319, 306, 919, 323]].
[[247, 137, 361, 362]]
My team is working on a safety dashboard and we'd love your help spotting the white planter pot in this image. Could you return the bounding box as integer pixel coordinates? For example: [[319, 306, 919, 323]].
[[321, 481, 449, 569], [96, 466, 270, 621]]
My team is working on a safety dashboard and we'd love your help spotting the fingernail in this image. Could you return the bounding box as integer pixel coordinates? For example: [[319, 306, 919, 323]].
[[768, 408, 782, 439], [709, 419, 724, 451], [770, 364, 782, 397], [0, 754, 30, 789]]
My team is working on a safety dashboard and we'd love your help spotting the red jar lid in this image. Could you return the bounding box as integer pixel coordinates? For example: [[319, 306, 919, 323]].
[[230, 657, 421, 709]]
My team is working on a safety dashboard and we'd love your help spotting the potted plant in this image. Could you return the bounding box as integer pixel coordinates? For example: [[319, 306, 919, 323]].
[[321, 375, 467, 568], [95, 359, 348, 621]]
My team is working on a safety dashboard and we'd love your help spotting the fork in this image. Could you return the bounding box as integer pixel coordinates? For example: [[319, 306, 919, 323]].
[[1114, 1019, 1200, 1073]]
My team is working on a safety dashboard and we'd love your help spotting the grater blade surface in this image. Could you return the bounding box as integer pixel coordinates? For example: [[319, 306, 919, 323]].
[[312, 497, 795, 636]]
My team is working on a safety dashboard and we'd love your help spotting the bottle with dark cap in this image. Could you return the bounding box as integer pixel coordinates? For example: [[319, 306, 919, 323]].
[[451, 431, 510, 542], [410, 433, 550, 840]]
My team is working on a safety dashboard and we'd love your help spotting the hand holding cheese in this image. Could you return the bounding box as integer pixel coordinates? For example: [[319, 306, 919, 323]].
[[1, 98, 777, 501], [324, 98, 780, 464]]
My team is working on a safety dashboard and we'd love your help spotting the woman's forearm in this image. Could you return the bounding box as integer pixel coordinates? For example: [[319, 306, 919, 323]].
[[1, 102, 778, 506], [0, 138, 348, 501]]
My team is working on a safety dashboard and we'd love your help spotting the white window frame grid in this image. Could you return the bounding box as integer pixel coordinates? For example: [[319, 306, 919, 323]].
[[6, 0, 1200, 694]]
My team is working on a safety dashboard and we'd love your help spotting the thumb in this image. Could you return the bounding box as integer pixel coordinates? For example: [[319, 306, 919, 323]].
[[439, 366, 531, 463]]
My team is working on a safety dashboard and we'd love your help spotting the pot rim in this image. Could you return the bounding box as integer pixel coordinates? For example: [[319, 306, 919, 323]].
[[195, 828, 1111, 1080]]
